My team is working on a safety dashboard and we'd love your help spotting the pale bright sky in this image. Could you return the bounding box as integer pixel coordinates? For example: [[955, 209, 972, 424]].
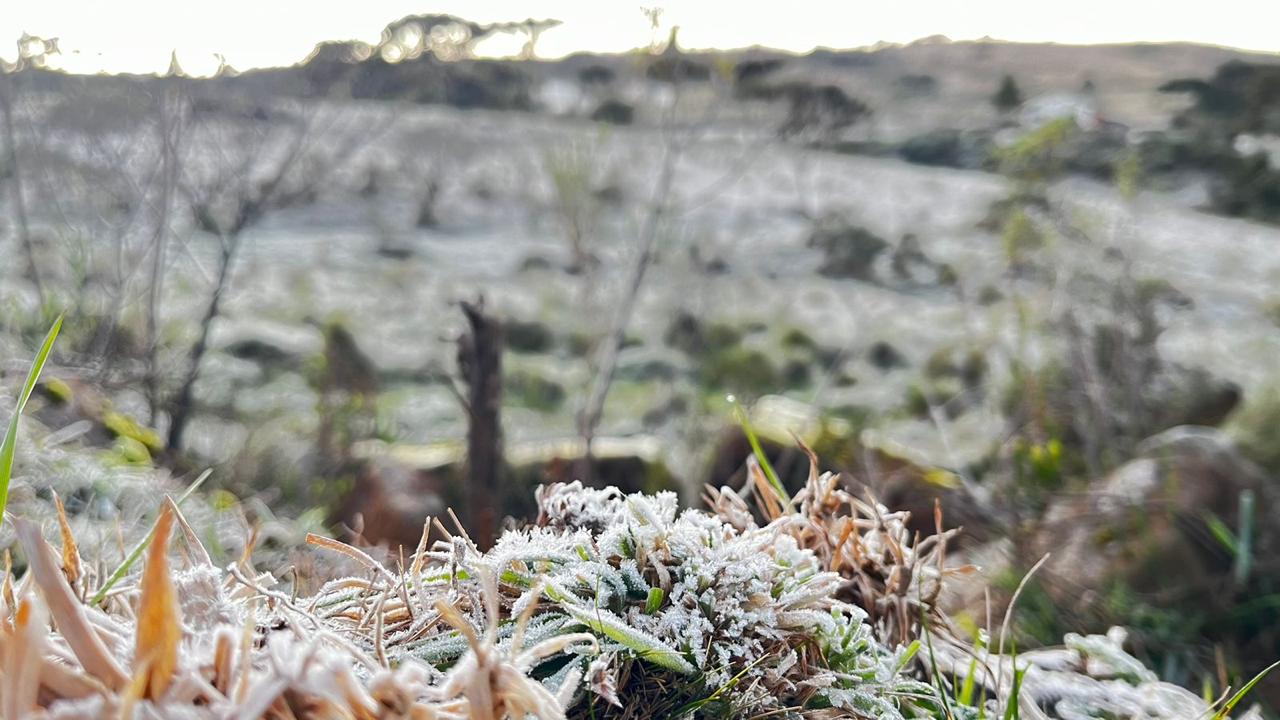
[[3, 0, 1278, 76]]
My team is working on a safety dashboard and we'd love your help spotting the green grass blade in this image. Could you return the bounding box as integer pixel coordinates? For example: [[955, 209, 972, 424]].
[[921, 607, 955, 719], [673, 654, 770, 716], [730, 399, 789, 505], [1002, 665, 1024, 720], [644, 586, 665, 615], [1214, 659, 1280, 719], [1204, 512, 1238, 555], [0, 314, 63, 527], [564, 602, 693, 674], [1234, 490, 1255, 586], [894, 639, 922, 675]]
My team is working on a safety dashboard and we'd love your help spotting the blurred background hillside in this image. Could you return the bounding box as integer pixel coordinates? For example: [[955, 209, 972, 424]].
[[2, 3, 1280, 711]]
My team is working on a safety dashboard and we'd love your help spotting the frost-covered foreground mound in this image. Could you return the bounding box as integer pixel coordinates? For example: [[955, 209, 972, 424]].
[[0, 461, 1229, 718]]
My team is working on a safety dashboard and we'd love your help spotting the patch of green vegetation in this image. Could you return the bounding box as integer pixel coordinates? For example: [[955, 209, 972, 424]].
[[903, 377, 970, 420], [1011, 437, 1065, 507], [1001, 208, 1047, 265], [781, 327, 843, 369], [998, 116, 1076, 182], [109, 435, 154, 465], [924, 347, 988, 389], [696, 347, 779, 395], [664, 311, 743, 356], [833, 371, 858, 387], [781, 327, 818, 352], [564, 332, 594, 357], [1226, 382, 1280, 473], [615, 358, 678, 382], [1115, 146, 1144, 200], [41, 377, 73, 404], [505, 370, 566, 412], [102, 409, 165, 455]]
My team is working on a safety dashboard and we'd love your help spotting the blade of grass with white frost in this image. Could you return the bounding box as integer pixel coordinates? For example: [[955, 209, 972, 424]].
[[545, 582, 693, 675], [90, 469, 211, 606], [0, 314, 63, 527]]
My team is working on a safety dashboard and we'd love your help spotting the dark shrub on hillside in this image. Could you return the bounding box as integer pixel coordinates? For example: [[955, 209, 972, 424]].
[[350, 57, 420, 100], [577, 64, 615, 85], [445, 62, 532, 110], [868, 341, 907, 371], [807, 216, 889, 279], [590, 99, 634, 125], [733, 58, 785, 97], [505, 320, 554, 354], [348, 57, 532, 110], [1210, 154, 1280, 223], [992, 74, 1023, 112], [1153, 61, 1280, 223], [775, 83, 871, 141], [895, 74, 938, 97], [646, 56, 711, 83], [900, 130, 963, 166], [505, 370, 566, 412], [1162, 61, 1280, 135], [1061, 129, 1130, 179], [664, 311, 743, 356], [809, 49, 880, 67]]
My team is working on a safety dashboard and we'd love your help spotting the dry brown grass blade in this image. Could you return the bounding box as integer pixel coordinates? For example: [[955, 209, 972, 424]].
[[830, 521, 855, 573], [52, 490, 84, 591], [3, 597, 44, 718], [410, 517, 432, 578], [164, 495, 213, 568], [446, 507, 476, 550], [794, 434, 821, 490], [39, 650, 109, 700], [235, 601, 256, 703], [306, 533, 396, 586], [15, 517, 129, 689], [332, 664, 379, 720], [134, 503, 182, 700], [118, 664, 150, 720], [747, 457, 784, 521], [2, 549, 14, 617], [212, 627, 235, 696]]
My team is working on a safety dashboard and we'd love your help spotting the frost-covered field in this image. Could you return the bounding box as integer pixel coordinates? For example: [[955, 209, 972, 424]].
[[4, 97, 1280, 485]]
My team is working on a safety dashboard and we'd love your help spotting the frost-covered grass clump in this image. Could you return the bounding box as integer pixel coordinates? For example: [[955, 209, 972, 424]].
[[520, 481, 937, 717], [0, 451, 1255, 719]]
